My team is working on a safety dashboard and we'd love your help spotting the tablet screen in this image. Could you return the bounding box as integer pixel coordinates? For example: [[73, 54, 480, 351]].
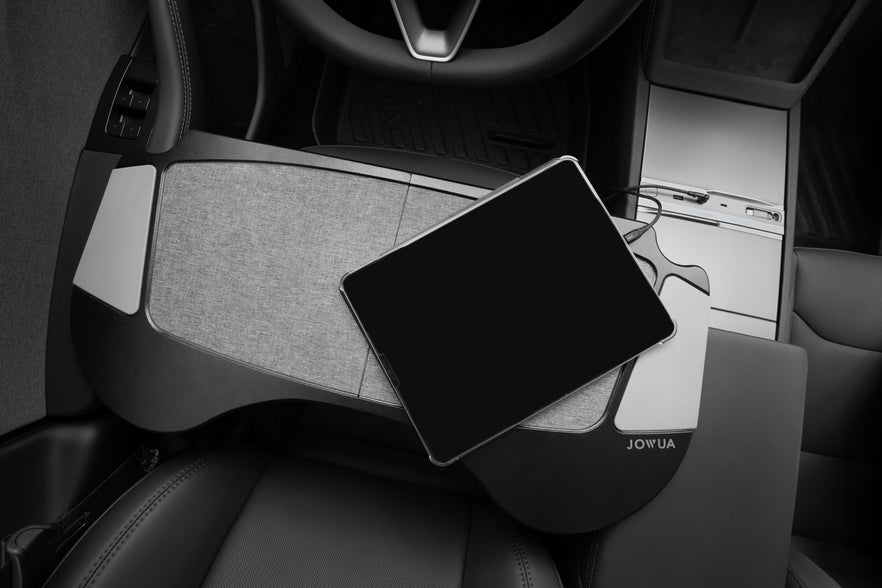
[[341, 157, 674, 465]]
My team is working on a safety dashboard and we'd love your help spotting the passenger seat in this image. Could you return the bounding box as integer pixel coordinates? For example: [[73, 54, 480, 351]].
[[788, 247, 882, 588]]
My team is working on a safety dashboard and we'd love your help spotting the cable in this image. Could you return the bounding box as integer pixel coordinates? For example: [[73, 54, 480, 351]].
[[621, 192, 661, 243], [601, 185, 672, 244], [625, 183, 710, 205]]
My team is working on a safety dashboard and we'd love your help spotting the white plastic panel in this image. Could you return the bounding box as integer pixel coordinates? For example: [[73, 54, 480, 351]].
[[638, 212, 782, 322], [615, 276, 711, 432], [643, 86, 787, 206], [73, 165, 156, 315]]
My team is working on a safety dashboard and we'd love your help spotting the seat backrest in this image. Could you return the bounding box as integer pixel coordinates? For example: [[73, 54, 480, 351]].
[[790, 247, 882, 550]]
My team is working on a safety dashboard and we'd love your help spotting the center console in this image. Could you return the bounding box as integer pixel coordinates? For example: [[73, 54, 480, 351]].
[[638, 86, 789, 339]]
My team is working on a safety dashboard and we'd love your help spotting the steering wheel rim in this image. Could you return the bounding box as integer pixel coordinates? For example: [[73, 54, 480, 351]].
[[270, 0, 644, 86]]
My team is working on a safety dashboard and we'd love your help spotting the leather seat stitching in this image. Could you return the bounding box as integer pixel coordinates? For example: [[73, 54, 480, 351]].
[[786, 565, 806, 588], [457, 505, 473, 587], [196, 453, 275, 585], [76, 453, 223, 587], [165, 0, 190, 139], [169, 0, 192, 134], [500, 522, 532, 588], [585, 531, 601, 588]]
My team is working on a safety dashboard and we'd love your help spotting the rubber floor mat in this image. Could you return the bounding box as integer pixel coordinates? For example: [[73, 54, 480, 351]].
[[313, 67, 589, 175]]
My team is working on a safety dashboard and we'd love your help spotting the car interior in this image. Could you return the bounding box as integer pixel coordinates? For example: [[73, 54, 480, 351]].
[[1, 0, 880, 587]]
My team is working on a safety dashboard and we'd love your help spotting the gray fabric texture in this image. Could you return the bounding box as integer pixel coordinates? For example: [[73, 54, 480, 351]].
[[150, 163, 655, 431], [0, 0, 146, 435], [149, 162, 409, 396]]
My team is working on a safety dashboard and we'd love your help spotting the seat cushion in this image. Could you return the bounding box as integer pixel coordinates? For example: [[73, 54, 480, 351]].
[[787, 543, 841, 588], [44, 444, 561, 588], [791, 536, 881, 588], [790, 248, 882, 549], [789, 247, 882, 587]]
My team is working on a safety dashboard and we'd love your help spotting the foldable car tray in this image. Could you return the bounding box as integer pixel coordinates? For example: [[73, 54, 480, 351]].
[[70, 132, 710, 532]]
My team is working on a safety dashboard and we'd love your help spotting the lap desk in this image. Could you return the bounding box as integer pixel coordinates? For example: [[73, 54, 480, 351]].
[[71, 132, 710, 532]]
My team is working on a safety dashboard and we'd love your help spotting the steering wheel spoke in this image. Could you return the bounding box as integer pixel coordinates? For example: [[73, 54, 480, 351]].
[[390, 0, 482, 63], [272, 0, 642, 85]]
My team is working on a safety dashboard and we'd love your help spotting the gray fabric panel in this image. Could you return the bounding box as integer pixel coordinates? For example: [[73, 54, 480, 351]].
[[149, 162, 408, 395], [151, 164, 657, 432], [201, 455, 470, 588], [359, 351, 400, 405], [522, 369, 620, 431], [395, 187, 474, 244], [0, 0, 146, 435]]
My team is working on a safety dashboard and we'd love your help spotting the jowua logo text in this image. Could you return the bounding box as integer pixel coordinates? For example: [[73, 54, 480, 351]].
[[626, 437, 677, 450]]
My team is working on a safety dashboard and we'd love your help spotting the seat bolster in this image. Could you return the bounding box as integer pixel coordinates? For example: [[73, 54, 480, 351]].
[[787, 546, 841, 588], [793, 248, 882, 352], [44, 445, 273, 588], [463, 503, 562, 588]]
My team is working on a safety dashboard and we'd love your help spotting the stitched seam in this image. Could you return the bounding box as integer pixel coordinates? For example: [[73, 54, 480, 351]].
[[165, 0, 186, 138], [166, 0, 190, 138], [391, 184, 411, 246], [585, 531, 601, 588], [171, 0, 192, 134], [501, 522, 532, 588], [458, 505, 474, 588], [76, 453, 223, 588], [170, 0, 191, 135], [786, 565, 806, 588], [552, 560, 564, 588], [196, 454, 275, 586]]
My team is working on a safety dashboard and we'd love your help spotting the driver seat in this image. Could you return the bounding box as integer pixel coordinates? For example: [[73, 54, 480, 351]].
[[44, 443, 561, 588]]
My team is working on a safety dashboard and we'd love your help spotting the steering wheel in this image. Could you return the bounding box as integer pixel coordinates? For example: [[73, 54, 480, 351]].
[[270, 0, 644, 86]]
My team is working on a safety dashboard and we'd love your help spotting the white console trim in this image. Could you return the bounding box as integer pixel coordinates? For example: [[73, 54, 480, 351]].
[[614, 276, 711, 432], [73, 165, 157, 315]]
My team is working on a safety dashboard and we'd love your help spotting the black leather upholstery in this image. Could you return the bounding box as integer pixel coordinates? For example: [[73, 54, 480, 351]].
[[304, 145, 518, 189], [146, 0, 206, 153], [44, 445, 561, 588], [790, 536, 877, 588], [786, 545, 841, 588], [789, 247, 882, 588]]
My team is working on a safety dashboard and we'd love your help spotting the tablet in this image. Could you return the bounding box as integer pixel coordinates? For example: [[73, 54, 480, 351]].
[[340, 156, 675, 465]]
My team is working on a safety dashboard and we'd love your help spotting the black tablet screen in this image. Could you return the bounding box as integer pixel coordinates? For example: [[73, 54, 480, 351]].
[[341, 158, 674, 465]]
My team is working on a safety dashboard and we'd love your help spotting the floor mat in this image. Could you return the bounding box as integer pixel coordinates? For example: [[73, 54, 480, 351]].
[[312, 66, 589, 175], [795, 6, 882, 254], [189, 0, 257, 138]]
